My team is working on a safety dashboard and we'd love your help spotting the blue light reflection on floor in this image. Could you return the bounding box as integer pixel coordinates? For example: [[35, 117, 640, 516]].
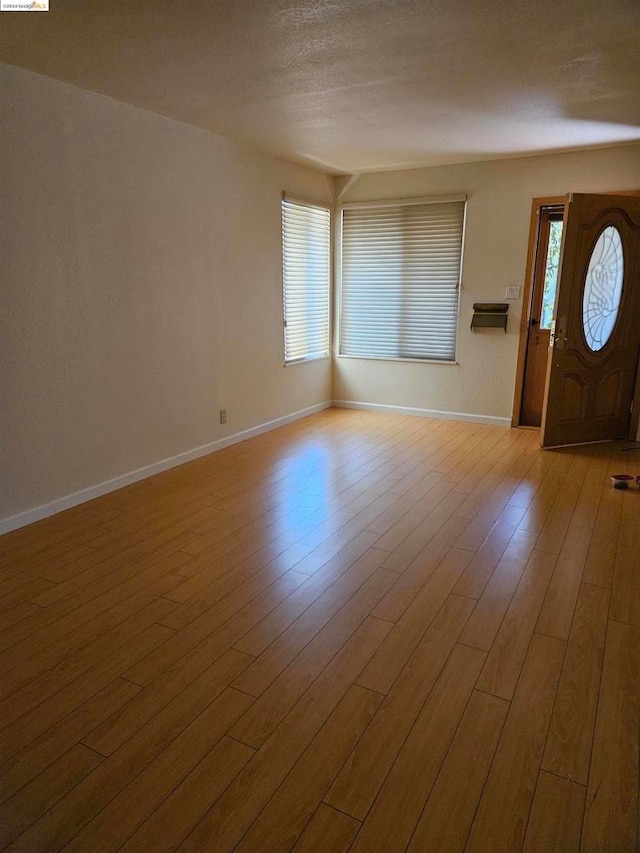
[[270, 442, 333, 552]]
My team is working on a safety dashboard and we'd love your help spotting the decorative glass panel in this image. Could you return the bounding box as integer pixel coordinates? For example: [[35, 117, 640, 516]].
[[540, 219, 563, 329], [582, 225, 624, 352]]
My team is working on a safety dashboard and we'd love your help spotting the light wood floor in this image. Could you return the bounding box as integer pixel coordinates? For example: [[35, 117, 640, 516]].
[[1, 408, 639, 852]]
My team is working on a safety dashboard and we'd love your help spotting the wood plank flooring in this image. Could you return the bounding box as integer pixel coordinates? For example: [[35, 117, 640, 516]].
[[1, 408, 639, 852]]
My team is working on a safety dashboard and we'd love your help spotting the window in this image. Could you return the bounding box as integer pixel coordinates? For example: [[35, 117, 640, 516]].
[[540, 214, 564, 330], [282, 198, 331, 365], [339, 196, 466, 362]]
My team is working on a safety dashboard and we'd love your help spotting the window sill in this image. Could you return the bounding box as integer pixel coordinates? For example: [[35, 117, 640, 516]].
[[284, 355, 331, 367]]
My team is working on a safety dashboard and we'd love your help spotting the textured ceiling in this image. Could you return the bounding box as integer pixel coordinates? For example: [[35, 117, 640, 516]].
[[2, 0, 639, 174]]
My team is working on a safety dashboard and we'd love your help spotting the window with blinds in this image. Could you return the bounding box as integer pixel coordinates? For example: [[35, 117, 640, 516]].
[[339, 197, 466, 362], [282, 199, 331, 365]]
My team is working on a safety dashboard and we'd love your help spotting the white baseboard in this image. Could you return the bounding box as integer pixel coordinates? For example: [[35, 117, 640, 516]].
[[332, 399, 512, 427], [0, 401, 332, 535]]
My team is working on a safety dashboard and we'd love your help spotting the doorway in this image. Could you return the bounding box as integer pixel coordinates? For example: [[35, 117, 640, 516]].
[[540, 193, 640, 447], [520, 205, 564, 425], [513, 191, 640, 444], [512, 196, 566, 427]]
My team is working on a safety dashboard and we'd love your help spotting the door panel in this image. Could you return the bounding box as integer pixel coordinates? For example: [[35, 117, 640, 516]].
[[540, 194, 640, 448], [520, 329, 550, 425], [594, 369, 622, 419]]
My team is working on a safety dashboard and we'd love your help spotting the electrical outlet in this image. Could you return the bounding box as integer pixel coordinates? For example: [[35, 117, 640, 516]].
[[219, 409, 227, 425], [505, 285, 521, 300]]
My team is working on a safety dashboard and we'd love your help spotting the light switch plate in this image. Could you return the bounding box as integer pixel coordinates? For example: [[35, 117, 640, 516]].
[[505, 285, 521, 300]]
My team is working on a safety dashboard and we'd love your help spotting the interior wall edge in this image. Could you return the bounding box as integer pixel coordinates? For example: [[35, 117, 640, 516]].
[[0, 400, 332, 536]]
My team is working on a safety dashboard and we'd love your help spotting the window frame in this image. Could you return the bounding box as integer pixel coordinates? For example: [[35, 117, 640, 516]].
[[337, 194, 466, 365], [281, 194, 332, 367]]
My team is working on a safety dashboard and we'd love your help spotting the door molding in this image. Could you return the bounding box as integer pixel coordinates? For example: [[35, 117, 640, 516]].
[[511, 196, 566, 427]]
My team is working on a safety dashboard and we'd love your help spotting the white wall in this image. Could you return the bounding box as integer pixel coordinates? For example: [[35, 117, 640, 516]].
[[1, 65, 332, 527], [333, 145, 640, 421]]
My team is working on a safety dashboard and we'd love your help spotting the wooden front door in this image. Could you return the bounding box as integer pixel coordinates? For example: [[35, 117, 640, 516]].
[[520, 206, 564, 425], [540, 193, 640, 448]]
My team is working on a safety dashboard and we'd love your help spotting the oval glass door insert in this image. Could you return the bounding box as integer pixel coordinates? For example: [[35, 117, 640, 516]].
[[582, 225, 624, 352]]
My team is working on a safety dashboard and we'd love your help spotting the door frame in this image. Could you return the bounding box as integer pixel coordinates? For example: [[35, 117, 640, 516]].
[[511, 195, 566, 427], [512, 189, 640, 433]]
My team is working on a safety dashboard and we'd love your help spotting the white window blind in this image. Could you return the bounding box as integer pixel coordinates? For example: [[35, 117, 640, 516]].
[[340, 198, 465, 362], [282, 199, 331, 365]]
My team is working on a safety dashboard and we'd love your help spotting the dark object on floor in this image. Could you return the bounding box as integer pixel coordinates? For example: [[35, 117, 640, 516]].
[[611, 474, 634, 489]]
